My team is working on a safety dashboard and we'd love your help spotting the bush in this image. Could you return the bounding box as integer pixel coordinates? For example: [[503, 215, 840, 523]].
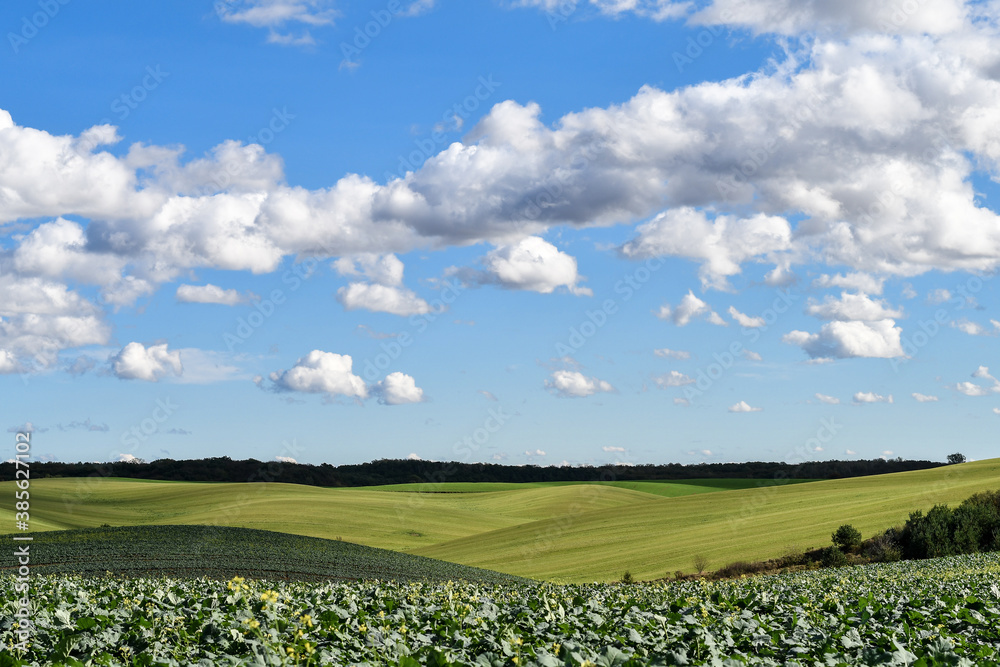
[[620, 571, 634, 585], [693, 555, 708, 574], [821, 546, 849, 568], [902, 505, 955, 559], [832, 524, 862, 552], [715, 561, 768, 579], [862, 531, 902, 563]]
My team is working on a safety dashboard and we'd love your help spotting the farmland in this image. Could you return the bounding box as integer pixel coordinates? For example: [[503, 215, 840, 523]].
[[1, 458, 998, 582], [3, 553, 1000, 665], [0, 525, 527, 584]]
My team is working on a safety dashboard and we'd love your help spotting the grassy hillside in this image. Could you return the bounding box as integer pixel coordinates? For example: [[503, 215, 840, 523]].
[[0, 478, 657, 551], [415, 458, 1000, 582], [359, 478, 816, 497], [0, 525, 527, 583], [2, 460, 997, 582]]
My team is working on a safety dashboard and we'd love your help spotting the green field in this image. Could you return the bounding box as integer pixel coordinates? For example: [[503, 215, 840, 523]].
[[2, 459, 998, 582], [0, 525, 526, 584]]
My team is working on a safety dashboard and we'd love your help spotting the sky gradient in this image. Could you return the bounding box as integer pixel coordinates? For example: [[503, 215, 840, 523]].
[[2, 0, 999, 467]]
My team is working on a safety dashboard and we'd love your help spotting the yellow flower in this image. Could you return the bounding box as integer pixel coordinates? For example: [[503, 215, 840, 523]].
[[300, 614, 313, 628], [261, 590, 279, 604]]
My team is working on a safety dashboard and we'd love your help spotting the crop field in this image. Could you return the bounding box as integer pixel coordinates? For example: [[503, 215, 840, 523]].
[[0, 526, 526, 585], [2, 552, 999, 666], [2, 459, 996, 582]]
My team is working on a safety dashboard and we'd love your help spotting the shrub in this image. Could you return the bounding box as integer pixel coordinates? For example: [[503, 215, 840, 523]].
[[903, 505, 955, 559], [821, 546, 849, 568], [832, 524, 862, 552], [693, 555, 708, 574], [620, 571, 634, 585], [862, 531, 902, 563]]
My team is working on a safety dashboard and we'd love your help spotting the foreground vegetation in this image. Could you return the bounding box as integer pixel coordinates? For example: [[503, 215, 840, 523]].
[[2, 458, 998, 581], [3, 553, 1000, 665], [0, 526, 526, 585]]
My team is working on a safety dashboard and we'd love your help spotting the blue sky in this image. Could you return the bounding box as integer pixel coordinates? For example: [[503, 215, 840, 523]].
[[2, 0, 999, 467]]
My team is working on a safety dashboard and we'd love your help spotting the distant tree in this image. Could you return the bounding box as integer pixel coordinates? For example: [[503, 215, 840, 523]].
[[821, 546, 849, 568], [620, 571, 635, 585], [693, 554, 709, 575], [832, 524, 862, 552], [948, 453, 967, 465]]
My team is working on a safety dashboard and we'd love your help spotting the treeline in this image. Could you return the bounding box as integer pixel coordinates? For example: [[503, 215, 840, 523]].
[[0, 456, 946, 487]]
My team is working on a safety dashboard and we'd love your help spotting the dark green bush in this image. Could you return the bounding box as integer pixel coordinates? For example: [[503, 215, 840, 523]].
[[821, 546, 849, 568], [832, 524, 862, 552], [862, 531, 902, 562], [903, 505, 956, 559]]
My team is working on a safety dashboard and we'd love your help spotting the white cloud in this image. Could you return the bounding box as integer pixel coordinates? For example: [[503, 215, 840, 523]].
[[674, 397, 690, 406], [374, 372, 425, 405], [453, 237, 591, 296], [266, 350, 368, 398], [955, 382, 994, 397], [805, 293, 903, 321], [602, 445, 626, 452], [815, 393, 840, 404], [845, 449, 857, 456], [653, 370, 694, 387], [927, 288, 952, 304], [813, 273, 884, 295], [334, 253, 405, 287], [621, 208, 792, 290], [783, 320, 905, 359], [912, 393, 938, 402], [656, 291, 727, 327], [993, 408, 1000, 415], [853, 391, 893, 404], [0, 350, 19, 374], [115, 453, 142, 463], [728, 306, 765, 328], [337, 283, 432, 316], [545, 370, 614, 398], [728, 400, 762, 413], [690, 0, 967, 36], [111, 342, 183, 382], [525, 448, 546, 457], [176, 284, 252, 305], [951, 319, 999, 336], [742, 350, 762, 362], [654, 348, 690, 359], [407, 452, 422, 460], [973, 366, 997, 381], [901, 284, 917, 299], [275, 456, 298, 463]]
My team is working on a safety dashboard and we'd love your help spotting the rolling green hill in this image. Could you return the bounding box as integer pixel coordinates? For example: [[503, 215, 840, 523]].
[[414, 458, 1000, 581], [2, 460, 997, 582], [0, 525, 528, 583]]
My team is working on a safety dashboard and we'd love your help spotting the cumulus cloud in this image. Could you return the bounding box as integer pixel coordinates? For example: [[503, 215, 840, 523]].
[[275, 456, 298, 463], [545, 370, 614, 398], [805, 293, 903, 321], [674, 397, 690, 406], [115, 453, 143, 463], [374, 371, 425, 405], [176, 283, 252, 305], [653, 370, 694, 387], [813, 273, 884, 294], [111, 342, 183, 382], [815, 393, 840, 404], [265, 350, 368, 398], [0, 350, 20, 374], [953, 366, 1000, 396], [912, 393, 939, 402], [654, 348, 690, 359], [728, 400, 762, 412], [951, 319, 1000, 336], [927, 288, 952, 304], [742, 349, 762, 361], [853, 391, 893, 404], [337, 283, 432, 316], [728, 306, 765, 328], [621, 208, 792, 290], [783, 320, 905, 359], [451, 237, 591, 296], [656, 291, 726, 327], [10, 6, 1000, 366]]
